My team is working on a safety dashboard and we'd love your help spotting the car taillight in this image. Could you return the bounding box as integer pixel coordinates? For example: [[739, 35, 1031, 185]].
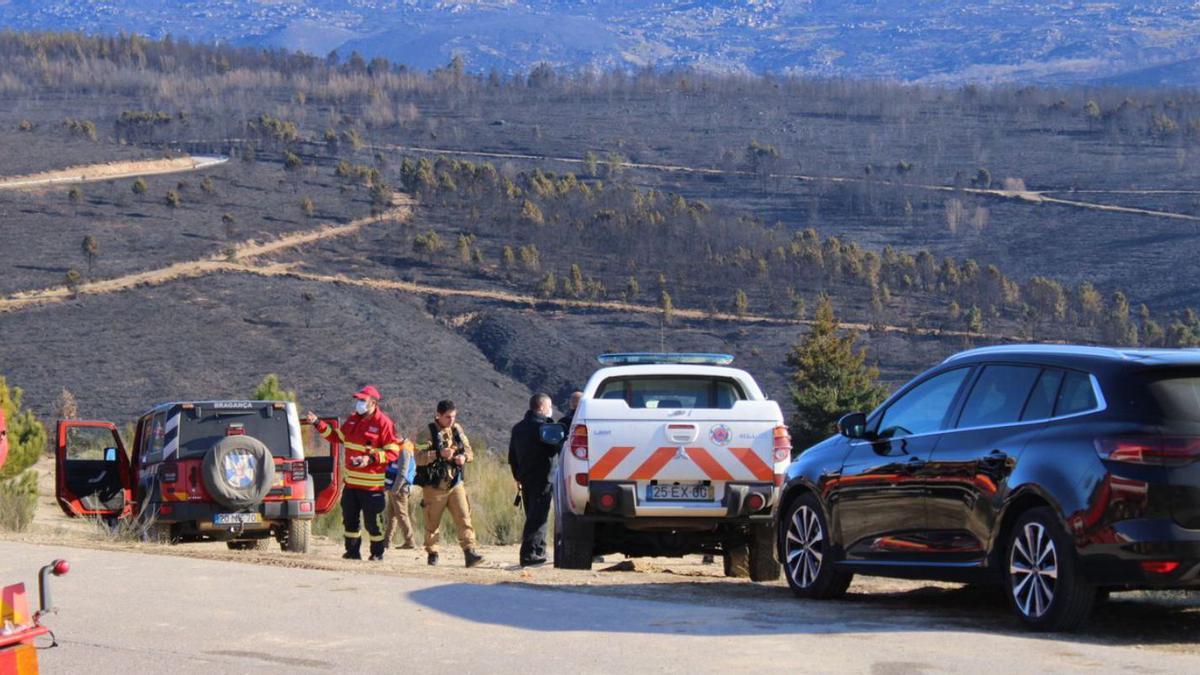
[[290, 461, 307, 481], [160, 462, 178, 483], [772, 426, 792, 462], [226, 424, 245, 436], [1095, 436, 1200, 467], [570, 425, 589, 460]]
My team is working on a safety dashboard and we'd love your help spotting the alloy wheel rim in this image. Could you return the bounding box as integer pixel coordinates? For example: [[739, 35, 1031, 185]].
[[1009, 522, 1058, 618], [785, 505, 824, 588]]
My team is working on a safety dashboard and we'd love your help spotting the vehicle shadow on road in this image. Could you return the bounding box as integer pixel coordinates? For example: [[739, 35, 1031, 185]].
[[407, 578, 1199, 643]]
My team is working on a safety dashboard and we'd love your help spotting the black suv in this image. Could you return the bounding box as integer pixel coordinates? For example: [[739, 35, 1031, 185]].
[[776, 345, 1200, 631]]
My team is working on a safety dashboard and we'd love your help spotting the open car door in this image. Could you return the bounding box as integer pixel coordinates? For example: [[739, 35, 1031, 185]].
[[55, 420, 132, 518], [305, 417, 342, 514]]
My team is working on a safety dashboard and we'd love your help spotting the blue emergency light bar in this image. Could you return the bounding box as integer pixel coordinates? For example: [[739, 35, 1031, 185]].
[[596, 353, 735, 366]]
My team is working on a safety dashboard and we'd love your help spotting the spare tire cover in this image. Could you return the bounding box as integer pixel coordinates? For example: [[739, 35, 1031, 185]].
[[201, 435, 276, 510]]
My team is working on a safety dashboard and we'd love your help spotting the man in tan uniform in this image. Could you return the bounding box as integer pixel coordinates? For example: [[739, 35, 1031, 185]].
[[415, 399, 484, 568]]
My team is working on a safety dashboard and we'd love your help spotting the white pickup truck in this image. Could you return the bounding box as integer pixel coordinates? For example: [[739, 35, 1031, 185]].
[[547, 353, 791, 580]]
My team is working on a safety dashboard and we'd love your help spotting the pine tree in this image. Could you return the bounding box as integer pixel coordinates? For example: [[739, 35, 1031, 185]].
[[786, 297, 887, 451], [81, 235, 99, 276], [251, 374, 296, 403], [734, 289, 749, 317], [1, 376, 48, 531], [660, 290, 674, 324]]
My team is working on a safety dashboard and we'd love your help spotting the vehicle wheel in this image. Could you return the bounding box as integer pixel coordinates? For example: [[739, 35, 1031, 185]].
[[723, 542, 750, 578], [781, 493, 851, 599], [282, 519, 311, 554], [142, 522, 176, 544], [553, 501, 594, 570], [748, 523, 781, 582], [1005, 507, 1095, 632]]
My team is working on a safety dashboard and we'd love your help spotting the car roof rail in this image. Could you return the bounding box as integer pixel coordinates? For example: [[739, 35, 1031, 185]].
[[942, 344, 1132, 363], [597, 353, 735, 366]]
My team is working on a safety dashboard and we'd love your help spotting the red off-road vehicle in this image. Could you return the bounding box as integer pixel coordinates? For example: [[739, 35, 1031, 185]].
[[55, 400, 342, 552]]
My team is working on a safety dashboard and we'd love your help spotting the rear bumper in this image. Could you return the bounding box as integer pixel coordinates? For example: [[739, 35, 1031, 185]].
[[581, 480, 775, 522], [150, 499, 315, 527], [1078, 517, 1200, 588]]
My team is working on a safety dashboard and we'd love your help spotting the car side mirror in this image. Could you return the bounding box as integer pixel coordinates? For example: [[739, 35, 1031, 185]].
[[837, 413, 870, 440], [104, 447, 118, 462], [539, 423, 566, 446]]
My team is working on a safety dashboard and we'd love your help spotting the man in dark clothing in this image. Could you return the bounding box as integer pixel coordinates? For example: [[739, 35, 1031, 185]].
[[558, 390, 583, 428], [508, 393, 561, 566]]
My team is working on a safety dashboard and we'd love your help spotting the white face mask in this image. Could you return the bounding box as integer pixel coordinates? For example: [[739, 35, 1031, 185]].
[[355, 399, 370, 415]]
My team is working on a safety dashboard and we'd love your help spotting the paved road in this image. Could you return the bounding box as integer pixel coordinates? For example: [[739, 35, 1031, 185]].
[[2, 541, 1197, 674]]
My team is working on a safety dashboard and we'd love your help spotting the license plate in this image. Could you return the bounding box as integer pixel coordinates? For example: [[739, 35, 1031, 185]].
[[646, 483, 711, 501], [214, 512, 263, 525]]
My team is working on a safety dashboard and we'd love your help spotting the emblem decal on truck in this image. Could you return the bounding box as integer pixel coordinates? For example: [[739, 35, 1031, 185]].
[[709, 424, 732, 446]]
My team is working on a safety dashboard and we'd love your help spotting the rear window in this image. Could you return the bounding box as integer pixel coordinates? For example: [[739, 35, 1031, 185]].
[[1055, 371, 1098, 416], [179, 405, 293, 458], [1020, 369, 1065, 421], [1146, 375, 1200, 423], [595, 377, 746, 409]]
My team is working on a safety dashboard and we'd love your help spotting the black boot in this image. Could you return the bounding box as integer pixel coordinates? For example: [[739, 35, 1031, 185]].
[[368, 540, 386, 561], [343, 537, 362, 560]]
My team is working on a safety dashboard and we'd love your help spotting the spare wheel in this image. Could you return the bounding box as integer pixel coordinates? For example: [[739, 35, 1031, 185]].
[[201, 435, 276, 510]]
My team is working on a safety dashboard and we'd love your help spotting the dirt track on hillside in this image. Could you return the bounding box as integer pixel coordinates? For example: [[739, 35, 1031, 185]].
[[0, 155, 228, 190], [0, 186, 1015, 341], [0, 195, 415, 313]]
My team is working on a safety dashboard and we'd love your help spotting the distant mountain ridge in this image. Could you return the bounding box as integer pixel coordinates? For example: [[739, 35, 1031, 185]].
[[2, 1, 1200, 84]]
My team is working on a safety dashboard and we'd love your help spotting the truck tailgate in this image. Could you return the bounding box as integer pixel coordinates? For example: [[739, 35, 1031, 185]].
[[583, 401, 781, 487]]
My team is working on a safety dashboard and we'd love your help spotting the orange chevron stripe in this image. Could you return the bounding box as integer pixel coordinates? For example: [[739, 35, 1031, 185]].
[[685, 447, 733, 481], [629, 447, 677, 480], [729, 447, 774, 480], [589, 446, 634, 480]]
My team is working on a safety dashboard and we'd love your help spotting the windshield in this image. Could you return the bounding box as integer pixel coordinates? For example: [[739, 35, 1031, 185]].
[[178, 405, 293, 458], [594, 376, 745, 409]]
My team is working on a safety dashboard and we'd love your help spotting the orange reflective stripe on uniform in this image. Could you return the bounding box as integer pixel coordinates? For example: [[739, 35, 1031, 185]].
[[319, 424, 345, 442]]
